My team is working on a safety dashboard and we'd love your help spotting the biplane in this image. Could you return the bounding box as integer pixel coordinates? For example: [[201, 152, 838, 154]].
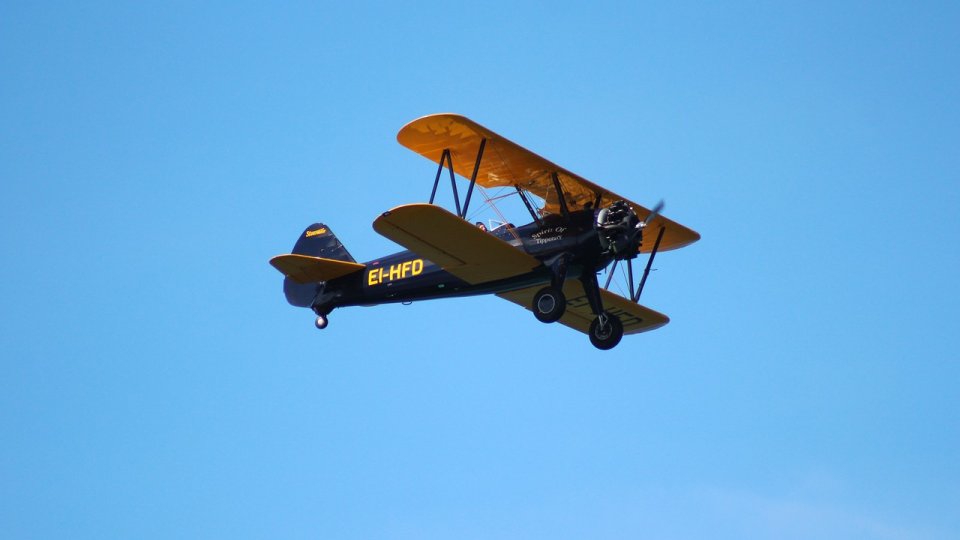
[[270, 114, 699, 349]]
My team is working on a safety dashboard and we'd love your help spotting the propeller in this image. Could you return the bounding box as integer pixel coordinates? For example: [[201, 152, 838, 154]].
[[621, 200, 664, 255], [641, 200, 664, 229], [626, 199, 663, 238]]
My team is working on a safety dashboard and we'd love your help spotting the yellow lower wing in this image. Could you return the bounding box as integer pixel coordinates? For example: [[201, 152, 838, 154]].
[[497, 281, 669, 335], [373, 203, 541, 284], [269, 254, 365, 284]]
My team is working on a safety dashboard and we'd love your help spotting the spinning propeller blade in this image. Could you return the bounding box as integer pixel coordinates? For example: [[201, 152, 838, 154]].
[[642, 200, 664, 228]]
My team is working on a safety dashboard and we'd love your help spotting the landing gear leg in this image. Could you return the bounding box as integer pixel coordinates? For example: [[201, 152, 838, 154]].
[[580, 271, 623, 350], [550, 253, 572, 290], [580, 271, 604, 318]]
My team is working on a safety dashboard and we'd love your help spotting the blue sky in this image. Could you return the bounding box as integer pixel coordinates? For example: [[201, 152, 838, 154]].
[[2, 2, 958, 538]]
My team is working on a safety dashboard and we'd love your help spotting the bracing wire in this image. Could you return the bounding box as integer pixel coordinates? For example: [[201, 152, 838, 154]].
[[468, 186, 522, 241]]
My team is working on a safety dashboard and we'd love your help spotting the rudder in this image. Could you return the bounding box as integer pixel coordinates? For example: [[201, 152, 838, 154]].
[[282, 223, 355, 307], [291, 223, 356, 262]]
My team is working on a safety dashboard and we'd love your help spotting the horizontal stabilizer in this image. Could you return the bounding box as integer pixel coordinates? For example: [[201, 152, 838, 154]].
[[270, 254, 365, 284]]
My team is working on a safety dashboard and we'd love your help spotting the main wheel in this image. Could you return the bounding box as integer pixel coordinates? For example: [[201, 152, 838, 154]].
[[589, 312, 623, 350], [315, 315, 329, 330], [532, 286, 566, 323]]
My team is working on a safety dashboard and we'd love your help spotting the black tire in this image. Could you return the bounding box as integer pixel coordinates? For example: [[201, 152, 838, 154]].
[[589, 312, 623, 350], [315, 315, 329, 330], [532, 286, 566, 323]]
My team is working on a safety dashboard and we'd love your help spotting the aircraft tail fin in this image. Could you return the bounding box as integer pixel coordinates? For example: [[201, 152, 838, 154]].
[[273, 223, 360, 307], [290, 223, 356, 262]]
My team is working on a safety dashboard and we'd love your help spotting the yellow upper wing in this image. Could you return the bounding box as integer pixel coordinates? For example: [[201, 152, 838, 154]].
[[373, 203, 542, 284], [397, 113, 700, 252]]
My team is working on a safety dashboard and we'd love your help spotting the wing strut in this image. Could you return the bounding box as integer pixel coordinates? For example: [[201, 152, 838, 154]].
[[599, 225, 666, 302], [460, 138, 486, 219], [634, 226, 666, 302], [429, 149, 460, 216], [551, 172, 571, 219], [515, 185, 542, 226], [604, 259, 619, 289], [427, 140, 489, 220]]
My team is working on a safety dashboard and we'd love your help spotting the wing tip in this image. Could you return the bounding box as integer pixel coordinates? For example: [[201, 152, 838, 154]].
[[396, 112, 471, 142]]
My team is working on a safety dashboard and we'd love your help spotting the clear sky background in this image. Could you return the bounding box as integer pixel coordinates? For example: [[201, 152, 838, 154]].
[[2, 2, 958, 539]]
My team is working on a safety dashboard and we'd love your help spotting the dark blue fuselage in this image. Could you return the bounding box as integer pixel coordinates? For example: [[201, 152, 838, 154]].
[[314, 210, 609, 312]]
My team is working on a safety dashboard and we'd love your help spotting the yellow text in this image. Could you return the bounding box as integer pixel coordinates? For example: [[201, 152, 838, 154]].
[[367, 259, 424, 286]]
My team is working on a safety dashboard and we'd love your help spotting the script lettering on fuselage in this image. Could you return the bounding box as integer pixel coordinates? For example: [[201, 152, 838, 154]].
[[367, 259, 424, 286], [530, 226, 568, 245]]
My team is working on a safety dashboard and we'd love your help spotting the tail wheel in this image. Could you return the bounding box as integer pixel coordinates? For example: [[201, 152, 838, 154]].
[[589, 312, 623, 350], [315, 315, 329, 330], [532, 286, 566, 323]]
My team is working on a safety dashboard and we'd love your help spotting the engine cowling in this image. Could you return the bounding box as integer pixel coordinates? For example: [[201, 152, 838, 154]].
[[595, 200, 641, 259]]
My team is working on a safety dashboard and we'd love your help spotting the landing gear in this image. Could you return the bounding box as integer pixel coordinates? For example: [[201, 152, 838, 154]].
[[532, 286, 566, 323], [589, 312, 623, 350], [533, 253, 572, 324], [314, 315, 329, 330], [578, 270, 623, 350]]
